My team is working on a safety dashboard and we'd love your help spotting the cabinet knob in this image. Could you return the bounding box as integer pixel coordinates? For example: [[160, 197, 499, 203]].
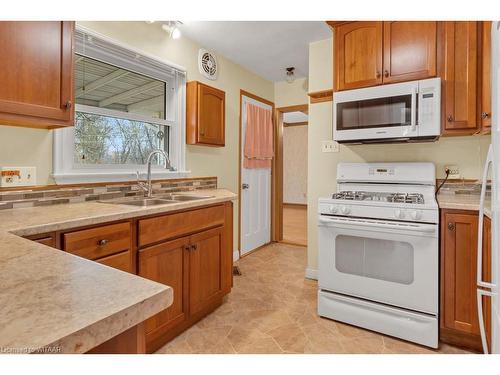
[[384, 70, 389, 78], [376, 71, 381, 78], [97, 239, 108, 246], [65, 101, 72, 110], [191, 244, 198, 251], [481, 112, 490, 119], [447, 115, 454, 122], [447, 222, 455, 231]]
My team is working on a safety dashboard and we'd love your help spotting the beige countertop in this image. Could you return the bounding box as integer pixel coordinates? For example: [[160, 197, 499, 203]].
[[0, 188, 236, 353], [437, 193, 492, 219]]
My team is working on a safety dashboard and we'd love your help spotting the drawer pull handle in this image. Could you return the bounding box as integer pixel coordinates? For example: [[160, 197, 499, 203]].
[[98, 239, 109, 246]]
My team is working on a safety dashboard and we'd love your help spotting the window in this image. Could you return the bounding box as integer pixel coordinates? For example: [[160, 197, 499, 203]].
[[53, 26, 187, 183]]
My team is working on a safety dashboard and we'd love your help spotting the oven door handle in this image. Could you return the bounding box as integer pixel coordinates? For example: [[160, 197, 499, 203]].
[[319, 216, 436, 233]]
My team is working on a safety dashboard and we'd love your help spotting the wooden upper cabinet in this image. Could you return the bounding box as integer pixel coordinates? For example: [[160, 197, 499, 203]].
[[186, 81, 225, 146], [335, 21, 383, 91], [480, 21, 492, 132], [442, 22, 479, 135], [0, 21, 75, 129], [382, 21, 437, 83]]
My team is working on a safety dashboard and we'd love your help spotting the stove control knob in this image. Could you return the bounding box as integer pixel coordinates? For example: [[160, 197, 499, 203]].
[[394, 209, 404, 219], [410, 210, 422, 220], [329, 205, 338, 214], [340, 206, 350, 215]]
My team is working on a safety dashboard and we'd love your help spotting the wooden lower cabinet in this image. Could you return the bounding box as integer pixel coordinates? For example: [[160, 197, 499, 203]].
[[138, 202, 233, 352], [138, 237, 190, 344], [440, 209, 491, 352]]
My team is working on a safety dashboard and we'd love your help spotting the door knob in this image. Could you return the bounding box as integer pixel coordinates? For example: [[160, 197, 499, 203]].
[[65, 101, 72, 109], [481, 112, 490, 119], [384, 70, 389, 78], [447, 115, 454, 122], [242, 183, 249, 190], [448, 222, 455, 231], [376, 71, 381, 78]]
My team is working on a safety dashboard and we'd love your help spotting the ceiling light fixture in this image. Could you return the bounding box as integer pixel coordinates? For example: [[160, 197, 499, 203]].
[[161, 21, 182, 40], [285, 67, 295, 83]]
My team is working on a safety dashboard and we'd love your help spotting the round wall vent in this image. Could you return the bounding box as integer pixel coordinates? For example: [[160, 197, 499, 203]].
[[198, 49, 218, 80]]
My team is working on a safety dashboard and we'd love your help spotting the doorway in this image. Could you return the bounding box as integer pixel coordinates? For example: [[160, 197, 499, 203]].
[[239, 91, 275, 257], [276, 104, 308, 246]]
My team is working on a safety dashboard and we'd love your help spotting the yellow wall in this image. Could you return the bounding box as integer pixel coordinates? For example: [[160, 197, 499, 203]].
[[306, 37, 491, 274], [274, 77, 309, 107], [0, 21, 275, 254]]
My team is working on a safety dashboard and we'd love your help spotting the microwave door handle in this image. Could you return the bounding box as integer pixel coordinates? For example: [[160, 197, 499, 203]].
[[410, 87, 417, 132], [477, 145, 495, 289]]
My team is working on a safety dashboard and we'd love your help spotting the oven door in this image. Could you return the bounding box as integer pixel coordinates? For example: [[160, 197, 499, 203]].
[[318, 215, 438, 315], [333, 82, 418, 142]]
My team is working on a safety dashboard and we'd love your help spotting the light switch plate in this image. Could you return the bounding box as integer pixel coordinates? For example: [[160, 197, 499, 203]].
[[321, 140, 339, 153], [0, 167, 37, 187]]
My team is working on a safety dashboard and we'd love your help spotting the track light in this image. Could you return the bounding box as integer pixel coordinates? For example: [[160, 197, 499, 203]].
[[161, 21, 182, 40], [286, 67, 295, 83]]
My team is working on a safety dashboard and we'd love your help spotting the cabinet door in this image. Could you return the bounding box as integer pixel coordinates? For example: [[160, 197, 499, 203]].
[[198, 84, 225, 146], [382, 21, 437, 83], [188, 227, 224, 315], [0, 21, 74, 128], [443, 22, 479, 134], [138, 237, 189, 337], [480, 21, 492, 132], [441, 210, 481, 349], [335, 21, 383, 91]]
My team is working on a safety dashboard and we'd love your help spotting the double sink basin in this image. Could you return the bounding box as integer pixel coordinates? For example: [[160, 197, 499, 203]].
[[99, 193, 214, 207]]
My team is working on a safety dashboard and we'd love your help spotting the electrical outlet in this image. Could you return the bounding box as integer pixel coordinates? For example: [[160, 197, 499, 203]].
[[321, 140, 339, 153], [445, 165, 460, 179], [0, 167, 37, 187]]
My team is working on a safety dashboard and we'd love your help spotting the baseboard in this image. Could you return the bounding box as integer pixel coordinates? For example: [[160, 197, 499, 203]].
[[305, 267, 318, 280], [233, 250, 240, 262]]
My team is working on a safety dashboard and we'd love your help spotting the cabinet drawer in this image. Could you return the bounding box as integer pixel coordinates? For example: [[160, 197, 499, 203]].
[[138, 205, 225, 247], [96, 250, 133, 273], [63, 222, 131, 260]]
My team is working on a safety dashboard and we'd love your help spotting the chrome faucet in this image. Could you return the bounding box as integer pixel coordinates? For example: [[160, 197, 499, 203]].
[[137, 149, 175, 197]]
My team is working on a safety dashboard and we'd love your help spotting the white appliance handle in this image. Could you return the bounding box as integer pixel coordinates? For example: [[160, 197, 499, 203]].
[[318, 216, 436, 233], [477, 145, 495, 289], [477, 288, 495, 354], [410, 87, 417, 132]]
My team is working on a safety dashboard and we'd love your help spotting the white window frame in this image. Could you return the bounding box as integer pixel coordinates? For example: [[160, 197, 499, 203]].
[[53, 25, 188, 184]]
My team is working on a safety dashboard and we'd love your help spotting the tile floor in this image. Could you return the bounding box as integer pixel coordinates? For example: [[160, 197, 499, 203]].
[[156, 243, 472, 354]]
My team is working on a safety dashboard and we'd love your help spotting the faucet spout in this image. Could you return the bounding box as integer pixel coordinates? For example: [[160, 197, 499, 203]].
[[144, 149, 173, 197]]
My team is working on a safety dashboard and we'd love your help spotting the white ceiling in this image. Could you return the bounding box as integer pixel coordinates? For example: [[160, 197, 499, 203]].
[[177, 21, 331, 82]]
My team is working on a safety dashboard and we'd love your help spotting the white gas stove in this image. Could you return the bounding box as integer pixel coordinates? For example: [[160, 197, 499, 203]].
[[317, 162, 439, 348]]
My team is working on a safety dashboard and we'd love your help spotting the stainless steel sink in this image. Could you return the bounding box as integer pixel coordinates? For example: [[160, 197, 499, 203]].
[[154, 193, 215, 201], [99, 197, 178, 206]]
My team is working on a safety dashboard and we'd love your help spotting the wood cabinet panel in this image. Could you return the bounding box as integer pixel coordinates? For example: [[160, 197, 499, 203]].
[[442, 22, 479, 134], [440, 209, 488, 352], [186, 81, 225, 146], [188, 227, 224, 315], [138, 237, 190, 338], [96, 250, 133, 273], [382, 21, 437, 83], [480, 21, 492, 132], [63, 222, 131, 260], [0, 21, 74, 129], [138, 204, 225, 247], [335, 21, 383, 91]]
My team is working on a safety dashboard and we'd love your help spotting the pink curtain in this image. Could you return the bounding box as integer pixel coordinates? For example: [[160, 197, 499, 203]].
[[244, 103, 274, 169]]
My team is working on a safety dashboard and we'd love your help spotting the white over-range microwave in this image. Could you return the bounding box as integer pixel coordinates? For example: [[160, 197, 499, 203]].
[[333, 78, 441, 144]]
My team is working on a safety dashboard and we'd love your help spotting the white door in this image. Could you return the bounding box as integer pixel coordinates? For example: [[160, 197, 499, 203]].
[[240, 95, 272, 256]]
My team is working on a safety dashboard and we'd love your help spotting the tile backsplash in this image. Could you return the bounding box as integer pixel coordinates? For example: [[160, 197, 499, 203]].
[[0, 177, 217, 210]]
